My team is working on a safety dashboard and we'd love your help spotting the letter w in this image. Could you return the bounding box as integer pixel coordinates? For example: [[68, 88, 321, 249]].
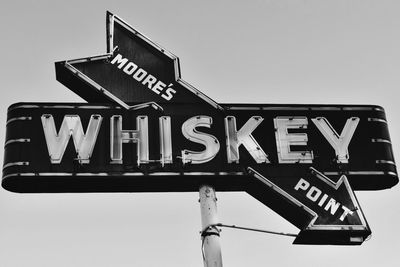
[[41, 115, 102, 164]]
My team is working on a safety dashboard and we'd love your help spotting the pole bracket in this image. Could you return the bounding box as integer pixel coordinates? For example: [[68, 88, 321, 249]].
[[201, 225, 221, 238]]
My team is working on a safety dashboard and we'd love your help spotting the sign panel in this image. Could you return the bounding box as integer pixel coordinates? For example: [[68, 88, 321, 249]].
[[3, 12, 398, 245], [4, 102, 396, 191]]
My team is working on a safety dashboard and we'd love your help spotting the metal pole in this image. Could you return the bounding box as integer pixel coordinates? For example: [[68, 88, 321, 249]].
[[199, 185, 223, 267]]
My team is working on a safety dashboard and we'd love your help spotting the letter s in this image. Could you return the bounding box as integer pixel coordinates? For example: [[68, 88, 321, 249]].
[[181, 116, 220, 164]]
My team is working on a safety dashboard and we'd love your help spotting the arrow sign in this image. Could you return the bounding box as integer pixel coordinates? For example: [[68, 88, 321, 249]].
[[247, 167, 371, 245], [55, 11, 222, 110], [3, 12, 398, 246]]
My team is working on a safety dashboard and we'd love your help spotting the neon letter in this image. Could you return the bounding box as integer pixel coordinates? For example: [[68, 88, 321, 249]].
[[312, 117, 359, 163], [225, 116, 269, 163], [110, 115, 149, 165], [274, 117, 313, 163], [41, 114, 102, 164], [181, 116, 220, 164]]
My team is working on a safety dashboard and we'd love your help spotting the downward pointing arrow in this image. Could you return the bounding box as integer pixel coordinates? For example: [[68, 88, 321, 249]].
[[55, 11, 222, 110], [247, 167, 371, 245]]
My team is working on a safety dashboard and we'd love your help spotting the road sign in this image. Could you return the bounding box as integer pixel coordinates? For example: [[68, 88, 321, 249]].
[[3, 12, 398, 245]]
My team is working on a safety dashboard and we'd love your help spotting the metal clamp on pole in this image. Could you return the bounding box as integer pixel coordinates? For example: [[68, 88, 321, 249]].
[[201, 225, 221, 238]]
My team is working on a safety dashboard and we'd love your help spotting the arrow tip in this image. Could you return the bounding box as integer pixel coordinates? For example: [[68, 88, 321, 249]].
[[106, 10, 114, 17]]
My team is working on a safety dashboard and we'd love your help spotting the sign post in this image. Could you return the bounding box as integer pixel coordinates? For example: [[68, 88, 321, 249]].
[[199, 185, 222, 267]]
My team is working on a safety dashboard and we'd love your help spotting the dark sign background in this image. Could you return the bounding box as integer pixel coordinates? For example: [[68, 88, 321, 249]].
[[4, 102, 396, 193]]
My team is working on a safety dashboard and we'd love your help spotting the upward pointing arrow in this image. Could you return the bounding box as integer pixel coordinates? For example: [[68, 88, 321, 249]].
[[55, 11, 223, 110]]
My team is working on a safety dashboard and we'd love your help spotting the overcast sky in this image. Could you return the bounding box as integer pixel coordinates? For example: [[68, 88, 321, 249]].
[[0, 1, 399, 266]]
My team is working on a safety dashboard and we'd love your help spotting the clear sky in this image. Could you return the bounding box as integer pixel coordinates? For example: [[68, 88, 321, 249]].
[[0, 0, 399, 266]]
